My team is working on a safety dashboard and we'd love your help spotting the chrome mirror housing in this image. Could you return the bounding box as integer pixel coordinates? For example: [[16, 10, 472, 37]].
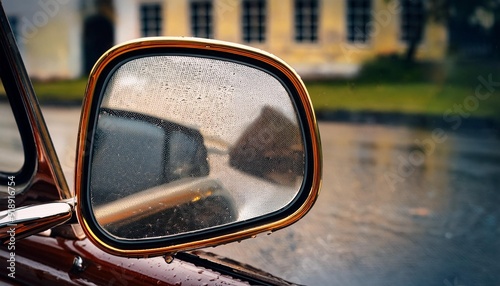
[[76, 37, 321, 257]]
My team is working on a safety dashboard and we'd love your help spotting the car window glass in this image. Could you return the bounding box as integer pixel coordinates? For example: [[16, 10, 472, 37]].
[[0, 81, 25, 172]]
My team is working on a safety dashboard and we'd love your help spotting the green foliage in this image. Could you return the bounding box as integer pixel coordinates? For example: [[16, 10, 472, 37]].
[[355, 55, 446, 84], [308, 82, 497, 118], [0, 78, 87, 103], [306, 57, 500, 120], [32, 78, 88, 102]]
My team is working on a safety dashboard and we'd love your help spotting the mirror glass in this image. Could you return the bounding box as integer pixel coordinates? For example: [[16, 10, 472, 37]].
[[90, 55, 305, 239]]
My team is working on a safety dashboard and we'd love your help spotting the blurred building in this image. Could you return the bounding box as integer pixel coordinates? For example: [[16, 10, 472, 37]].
[[3, 0, 83, 80], [3, 0, 447, 80]]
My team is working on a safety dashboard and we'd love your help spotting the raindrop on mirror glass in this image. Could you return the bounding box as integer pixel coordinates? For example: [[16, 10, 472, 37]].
[[164, 255, 175, 264]]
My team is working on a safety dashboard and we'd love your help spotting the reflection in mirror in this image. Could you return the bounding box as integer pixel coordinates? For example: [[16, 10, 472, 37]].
[[90, 55, 305, 239]]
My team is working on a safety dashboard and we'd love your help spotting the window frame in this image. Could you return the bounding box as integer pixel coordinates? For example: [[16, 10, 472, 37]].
[[0, 29, 37, 199], [346, 0, 372, 44], [294, 0, 320, 43], [190, 0, 214, 39], [139, 2, 163, 37], [0, 3, 71, 205], [242, 0, 267, 43]]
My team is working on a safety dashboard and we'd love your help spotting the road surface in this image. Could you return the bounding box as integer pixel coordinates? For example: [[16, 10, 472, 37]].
[[1, 104, 499, 286]]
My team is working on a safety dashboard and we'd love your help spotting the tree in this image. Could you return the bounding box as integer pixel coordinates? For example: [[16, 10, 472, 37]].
[[391, 0, 500, 61], [400, 0, 448, 62], [447, 0, 500, 59]]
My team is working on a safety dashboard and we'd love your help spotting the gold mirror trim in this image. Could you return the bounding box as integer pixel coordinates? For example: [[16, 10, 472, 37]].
[[75, 37, 322, 257]]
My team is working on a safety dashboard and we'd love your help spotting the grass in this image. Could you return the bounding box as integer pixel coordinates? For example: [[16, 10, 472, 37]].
[[32, 78, 88, 101], [1, 58, 499, 121], [306, 81, 500, 119], [0, 77, 87, 102], [306, 56, 500, 121]]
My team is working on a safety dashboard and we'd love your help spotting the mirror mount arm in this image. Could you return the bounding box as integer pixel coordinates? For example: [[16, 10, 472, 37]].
[[0, 201, 74, 244]]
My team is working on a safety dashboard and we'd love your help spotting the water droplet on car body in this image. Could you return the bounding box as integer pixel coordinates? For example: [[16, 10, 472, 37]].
[[164, 255, 175, 264]]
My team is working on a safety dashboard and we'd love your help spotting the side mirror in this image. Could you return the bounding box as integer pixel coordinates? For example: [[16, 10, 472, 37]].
[[76, 38, 322, 257]]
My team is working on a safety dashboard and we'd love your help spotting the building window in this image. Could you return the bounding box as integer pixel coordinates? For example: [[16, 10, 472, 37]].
[[242, 0, 266, 43], [400, 0, 424, 43], [191, 0, 213, 39], [294, 0, 319, 42], [346, 0, 371, 43], [140, 3, 162, 37]]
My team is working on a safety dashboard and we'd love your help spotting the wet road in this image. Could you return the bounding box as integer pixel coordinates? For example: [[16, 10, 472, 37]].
[[1, 104, 499, 286], [213, 122, 500, 286]]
